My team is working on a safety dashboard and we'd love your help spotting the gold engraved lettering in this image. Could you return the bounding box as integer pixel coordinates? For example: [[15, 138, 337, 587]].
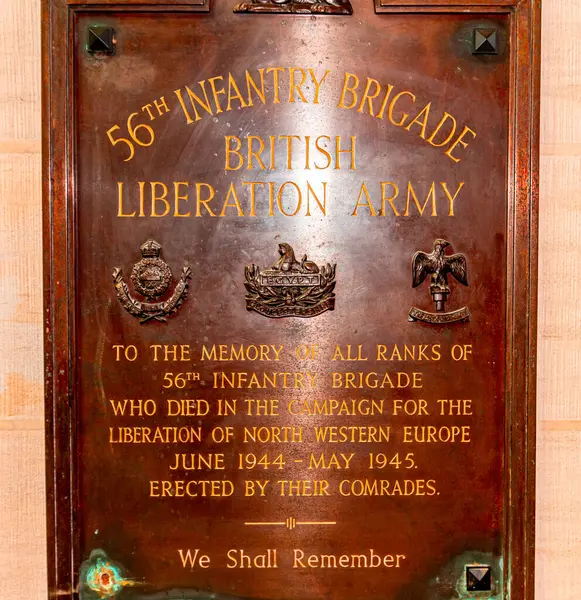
[[376, 343, 441, 361], [331, 372, 423, 389], [244, 399, 280, 416], [308, 453, 354, 470], [178, 549, 211, 569], [150, 344, 191, 361], [337, 71, 476, 161], [292, 549, 406, 568], [226, 549, 279, 569], [402, 425, 471, 443], [445, 126, 477, 163], [224, 135, 356, 172], [201, 344, 284, 361], [313, 426, 390, 443], [339, 479, 437, 496], [213, 371, 316, 389], [437, 399, 473, 415], [166, 399, 210, 417], [351, 182, 464, 217], [277, 480, 330, 496], [244, 426, 303, 443], [169, 453, 225, 471], [149, 480, 234, 497], [288, 399, 383, 416], [109, 426, 202, 444], [392, 399, 430, 416]]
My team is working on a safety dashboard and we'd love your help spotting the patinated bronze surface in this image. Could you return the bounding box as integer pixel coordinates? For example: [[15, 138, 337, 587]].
[[43, 1, 540, 599]]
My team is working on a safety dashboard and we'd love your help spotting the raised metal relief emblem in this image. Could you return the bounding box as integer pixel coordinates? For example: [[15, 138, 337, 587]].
[[245, 243, 336, 318], [113, 240, 191, 324], [233, 0, 353, 15], [409, 239, 470, 324]]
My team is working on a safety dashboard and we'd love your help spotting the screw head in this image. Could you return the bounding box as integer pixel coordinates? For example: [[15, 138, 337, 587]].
[[473, 28, 498, 55], [87, 26, 116, 56], [466, 565, 492, 592]]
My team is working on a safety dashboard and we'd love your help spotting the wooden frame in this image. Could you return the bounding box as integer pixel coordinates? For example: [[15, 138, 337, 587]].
[[43, 0, 540, 597]]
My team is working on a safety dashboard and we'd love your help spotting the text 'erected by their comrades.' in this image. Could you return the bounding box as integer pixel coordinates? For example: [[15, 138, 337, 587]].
[[106, 342, 476, 501]]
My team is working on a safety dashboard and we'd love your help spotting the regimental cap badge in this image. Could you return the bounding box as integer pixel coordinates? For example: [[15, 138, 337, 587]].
[[245, 243, 336, 318], [113, 240, 191, 324], [408, 238, 470, 324]]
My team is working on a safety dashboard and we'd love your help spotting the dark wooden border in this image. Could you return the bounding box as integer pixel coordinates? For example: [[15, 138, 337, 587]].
[[67, 0, 210, 7], [42, 1, 540, 598], [375, 0, 515, 8]]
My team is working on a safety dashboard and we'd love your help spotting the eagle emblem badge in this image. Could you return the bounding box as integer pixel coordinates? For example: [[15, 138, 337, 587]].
[[409, 239, 471, 324], [113, 240, 191, 324], [245, 243, 336, 318]]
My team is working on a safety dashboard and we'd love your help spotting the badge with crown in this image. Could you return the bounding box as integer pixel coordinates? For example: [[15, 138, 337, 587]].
[[112, 240, 191, 323]]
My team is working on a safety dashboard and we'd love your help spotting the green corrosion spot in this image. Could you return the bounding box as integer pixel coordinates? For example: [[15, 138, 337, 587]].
[[83, 550, 136, 599]]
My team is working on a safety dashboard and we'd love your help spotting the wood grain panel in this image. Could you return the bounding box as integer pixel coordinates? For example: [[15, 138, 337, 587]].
[[0, 154, 43, 419], [538, 0, 581, 422], [536, 1, 581, 598], [0, 431, 47, 598], [0, 0, 41, 141], [536, 429, 581, 600], [0, 1, 45, 598], [540, 0, 581, 146], [537, 155, 581, 421]]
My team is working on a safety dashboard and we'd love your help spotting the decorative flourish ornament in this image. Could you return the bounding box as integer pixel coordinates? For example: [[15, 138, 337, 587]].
[[113, 240, 191, 324], [234, 0, 353, 15], [245, 243, 336, 318], [408, 239, 471, 324]]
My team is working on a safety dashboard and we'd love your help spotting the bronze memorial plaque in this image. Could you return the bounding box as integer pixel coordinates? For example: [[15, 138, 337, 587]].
[[43, 1, 540, 599]]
